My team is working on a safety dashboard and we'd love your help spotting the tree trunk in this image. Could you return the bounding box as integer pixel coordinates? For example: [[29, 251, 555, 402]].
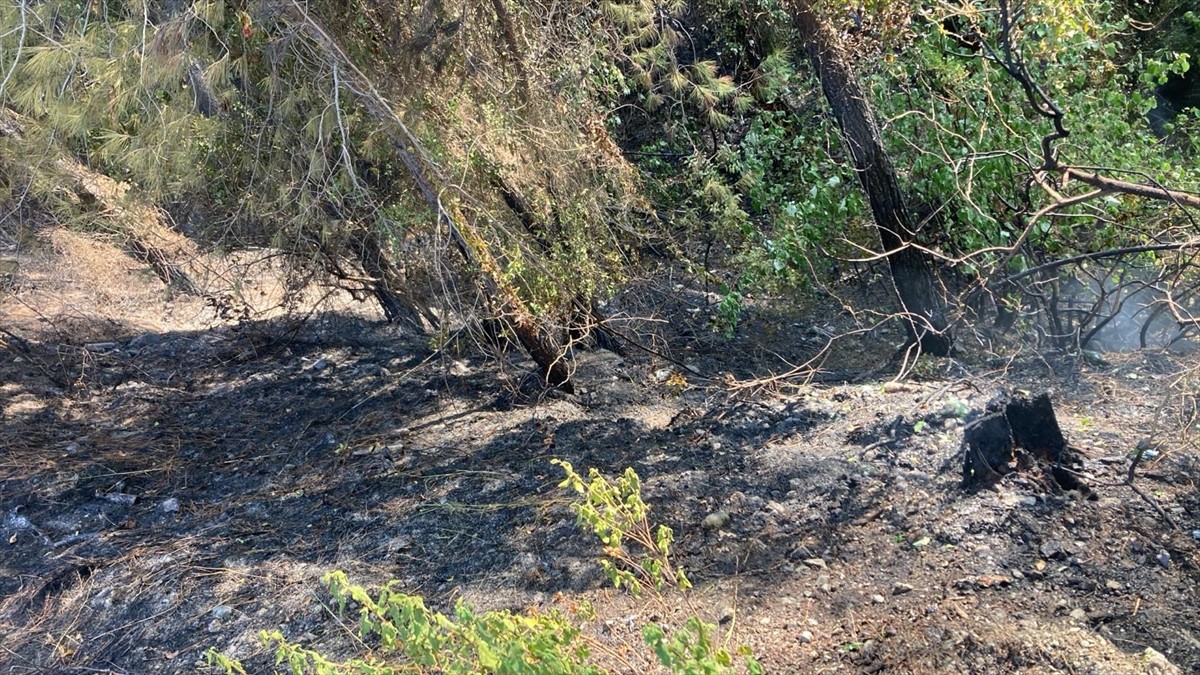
[[280, 8, 575, 391], [790, 3, 952, 355], [352, 228, 437, 333]]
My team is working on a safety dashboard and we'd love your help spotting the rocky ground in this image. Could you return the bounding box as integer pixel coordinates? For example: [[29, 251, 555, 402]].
[[2, 229, 1199, 674]]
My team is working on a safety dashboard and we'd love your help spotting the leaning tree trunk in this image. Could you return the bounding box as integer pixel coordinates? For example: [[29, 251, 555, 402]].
[[352, 227, 439, 334], [791, 3, 952, 356], [277, 8, 575, 392]]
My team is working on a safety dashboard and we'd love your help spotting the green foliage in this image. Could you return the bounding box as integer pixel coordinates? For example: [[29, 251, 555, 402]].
[[870, 0, 1200, 266], [554, 460, 762, 674], [205, 464, 760, 675], [554, 459, 690, 595]]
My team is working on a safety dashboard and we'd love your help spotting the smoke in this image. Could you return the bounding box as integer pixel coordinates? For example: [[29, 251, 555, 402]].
[[1061, 268, 1198, 353]]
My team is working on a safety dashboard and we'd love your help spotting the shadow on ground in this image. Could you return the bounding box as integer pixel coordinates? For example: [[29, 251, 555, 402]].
[[2, 312, 1198, 673]]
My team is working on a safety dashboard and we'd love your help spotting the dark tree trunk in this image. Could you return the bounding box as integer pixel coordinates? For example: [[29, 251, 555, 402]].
[[791, 3, 952, 355], [352, 228, 436, 333], [494, 175, 625, 356], [125, 238, 202, 297]]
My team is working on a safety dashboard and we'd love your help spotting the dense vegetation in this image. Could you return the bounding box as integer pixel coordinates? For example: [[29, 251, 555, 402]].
[[3, 0, 1199, 375]]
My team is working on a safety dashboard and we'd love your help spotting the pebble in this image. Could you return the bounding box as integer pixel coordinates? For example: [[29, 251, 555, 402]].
[[159, 498, 180, 513], [871, 594, 886, 604], [1069, 608, 1087, 622], [1040, 540, 1066, 559], [718, 607, 735, 624], [211, 605, 233, 620], [803, 558, 827, 569], [310, 358, 330, 372], [798, 630, 814, 644], [1143, 647, 1178, 674], [702, 511, 731, 529], [1157, 550, 1171, 568], [892, 583, 914, 595], [1105, 579, 1122, 591]]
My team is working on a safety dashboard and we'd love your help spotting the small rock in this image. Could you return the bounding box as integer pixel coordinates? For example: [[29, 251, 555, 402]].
[[211, 605, 233, 620], [718, 607, 735, 625], [892, 583, 914, 595], [702, 511, 731, 530], [159, 498, 180, 513], [758, 616, 771, 625], [1156, 550, 1171, 568], [871, 594, 886, 604], [65, 442, 79, 455], [798, 630, 814, 644], [1105, 579, 1122, 591], [1191, 530, 1200, 541], [449, 360, 471, 376], [1019, 496, 1038, 507], [1040, 540, 1066, 560], [310, 358, 330, 372], [803, 558, 827, 570], [1068, 608, 1087, 622], [1143, 646, 1179, 674], [1011, 570, 1025, 580]]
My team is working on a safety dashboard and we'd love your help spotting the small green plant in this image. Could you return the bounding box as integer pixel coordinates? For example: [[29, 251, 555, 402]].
[[207, 463, 761, 674], [206, 571, 599, 674], [554, 460, 762, 675], [553, 459, 689, 595]]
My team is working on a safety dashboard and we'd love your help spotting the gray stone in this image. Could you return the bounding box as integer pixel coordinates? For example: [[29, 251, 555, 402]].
[[702, 511, 731, 530], [159, 498, 180, 513], [799, 630, 814, 644], [892, 583, 914, 595]]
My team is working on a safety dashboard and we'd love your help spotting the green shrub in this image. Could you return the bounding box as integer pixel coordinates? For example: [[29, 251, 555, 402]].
[[206, 463, 761, 674]]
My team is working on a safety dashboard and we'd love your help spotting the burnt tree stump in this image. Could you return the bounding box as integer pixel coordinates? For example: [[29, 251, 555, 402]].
[[962, 392, 1090, 494]]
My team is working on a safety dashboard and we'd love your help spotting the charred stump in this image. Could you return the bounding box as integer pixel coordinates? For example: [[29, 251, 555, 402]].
[[962, 392, 1090, 494]]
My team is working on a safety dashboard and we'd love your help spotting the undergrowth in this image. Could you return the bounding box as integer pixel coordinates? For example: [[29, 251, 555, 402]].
[[204, 462, 761, 674]]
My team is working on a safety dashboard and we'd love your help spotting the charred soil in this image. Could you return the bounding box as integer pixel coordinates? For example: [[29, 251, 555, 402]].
[[1, 231, 1198, 674]]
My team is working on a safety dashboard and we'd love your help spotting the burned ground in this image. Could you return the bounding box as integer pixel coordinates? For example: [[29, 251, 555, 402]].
[[1, 234, 1198, 674]]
